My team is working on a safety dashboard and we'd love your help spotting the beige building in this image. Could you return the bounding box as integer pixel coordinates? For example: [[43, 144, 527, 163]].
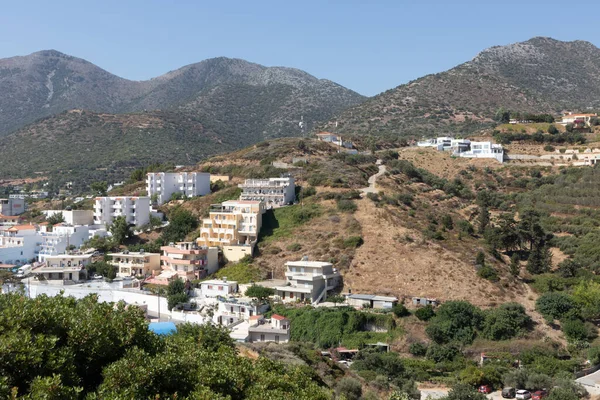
[[561, 112, 597, 126], [197, 200, 264, 262], [160, 241, 219, 280], [275, 258, 341, 305], [33, 264, 87, 283], [107, 250, 161, 278], [248, 314, 290, 343]]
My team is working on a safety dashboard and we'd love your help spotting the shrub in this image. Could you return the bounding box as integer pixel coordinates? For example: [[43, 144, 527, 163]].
[[425, 343, 460, 363], [415, 305, 435, 321], [392, 304, 410, 317], [544, 145, 555, 152], [561, 319, 596, 342], [409, 342, 427, 357], [425, 301, 483, 345], [477, 265, 499, 282], [337, 199, 358, 213], [481, 303, 532, 340], [457, 220, 475, 235], [548, 125, 559, 134], [286, 243, 302, 252], [535, 292, 578, 322], [343, 236, 364, 249], [336, 377, 362, 400]]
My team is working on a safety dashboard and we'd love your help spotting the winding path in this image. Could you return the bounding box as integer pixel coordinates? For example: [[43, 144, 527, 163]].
[[361, 159, 386, 194]]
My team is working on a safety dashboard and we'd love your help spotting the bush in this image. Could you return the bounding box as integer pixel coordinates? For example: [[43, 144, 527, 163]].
[[409, 342, 427, 357], [415, 305, 435, 321], [561, 319, 596, 342], [477, 264, 499, 282], [392, 304, 410, 318], [535, 292, 578, 322], [286, 243, 302, 252], [543, 145, 555, 152], [426, 301, 483, 345], [337, 199, 358, 213], [425, 343, 460, 363], [481, 303, 532, 340], [548, 125, 559, 134], [336, 377, 362, 400], [343, 236, 364, 249]]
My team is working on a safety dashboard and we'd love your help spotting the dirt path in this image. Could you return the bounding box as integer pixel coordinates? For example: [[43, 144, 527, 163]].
[[361, 160, 386, 194]]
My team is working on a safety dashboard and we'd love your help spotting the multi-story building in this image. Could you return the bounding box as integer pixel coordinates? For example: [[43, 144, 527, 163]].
[[44, 254, 93, 269], [275, 258, 341, 305], [147, 172, 211, 205], [212, 296, 268, 326], [32, 256, 89, 284], [453, 141, 504, 163], [0, 224, 38, 265], [107, 250, 161, 278], [93, 197, 150, 227], [238, 177, 295, 209], [197, 200, 264, 261], [160, 241, 219, 280], [248, 314, 290, 343], [42, 210, 94, 225], [0, 214, 20, 226], [0, 198, 25, 216], [37, 225, 91, 262]]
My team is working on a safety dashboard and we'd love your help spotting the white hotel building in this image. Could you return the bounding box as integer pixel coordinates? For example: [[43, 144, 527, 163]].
[[147, 172, 211, 205], [93, 197, 150, 227], [238, 177, 295, 209]]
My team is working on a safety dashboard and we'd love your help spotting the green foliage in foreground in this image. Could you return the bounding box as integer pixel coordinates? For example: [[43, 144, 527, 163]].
[[0, 293, 331, 399]]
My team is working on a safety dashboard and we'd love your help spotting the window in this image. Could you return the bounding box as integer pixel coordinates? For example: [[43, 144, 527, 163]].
[[289, 292, 294, 299], [241, 307, 245, 313], [218, 286, 223, 290], [208, 285, 213, 289], [275, 335, 279, 343], [260, 334, 265, 341]]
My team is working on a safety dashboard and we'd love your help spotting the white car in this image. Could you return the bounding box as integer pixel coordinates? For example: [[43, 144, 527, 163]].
[[92, 274, 103, 279], [516, 389, 531, 399]]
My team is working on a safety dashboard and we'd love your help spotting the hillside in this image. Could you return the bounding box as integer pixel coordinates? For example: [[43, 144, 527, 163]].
[[325, 37, 600, 138]]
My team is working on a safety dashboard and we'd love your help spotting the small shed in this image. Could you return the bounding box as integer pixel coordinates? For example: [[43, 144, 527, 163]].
[[346, 294, 398, 309], [412, 297, 439, 307]]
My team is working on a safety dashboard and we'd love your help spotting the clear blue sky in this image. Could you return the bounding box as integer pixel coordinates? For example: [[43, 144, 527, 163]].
[[0, 0, 598, 96]]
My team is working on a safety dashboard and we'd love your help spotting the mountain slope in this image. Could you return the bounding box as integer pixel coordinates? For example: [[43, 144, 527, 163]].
[[327, 37, 600, 138], [0, 51, 365, 136]]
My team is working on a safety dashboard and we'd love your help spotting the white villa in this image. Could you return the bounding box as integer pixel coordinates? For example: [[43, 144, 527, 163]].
[[274, 258, 340, 305], [212, 296, 268, 327], [417, 137, 504, 163], [93, 197, 150, 227], [200, 278, 238, 297], [0, 225, 38, 265], [37, 225, 91, 262], [238, 177, 295, 209], [248, 314, 290, 343], [147, 172, 211, 205]]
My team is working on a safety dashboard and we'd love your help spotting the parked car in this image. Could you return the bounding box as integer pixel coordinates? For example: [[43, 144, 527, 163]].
[[92, 274, 103, 279], [532, 390, 548, 400], [502, 387, 516, 398], [516, 390, 532, 400], [479, 385, 492, 394]]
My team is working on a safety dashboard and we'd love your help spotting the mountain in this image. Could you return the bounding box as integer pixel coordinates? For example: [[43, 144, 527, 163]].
[[326, 37, 600, 138], [0, 51, 365, 136]]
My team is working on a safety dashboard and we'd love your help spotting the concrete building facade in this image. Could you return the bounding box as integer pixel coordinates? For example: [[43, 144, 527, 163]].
[[0, 198, 25, 216], [93, 197, 150, 227], [107, 251, 161, 278], [147, 172, 211, 205], [160, 242, 219, 280], [275, 258, 340, 305], [238, 177, 295, 208]]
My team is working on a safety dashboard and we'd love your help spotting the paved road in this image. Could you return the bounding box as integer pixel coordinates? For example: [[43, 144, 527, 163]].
[[577, 368, 600, 396], [361, 160, 386, 194], [420, 389, 503, 400]]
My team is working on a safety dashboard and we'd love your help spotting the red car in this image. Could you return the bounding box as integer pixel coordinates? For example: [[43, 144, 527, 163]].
[[532, 390, 548, 400], [479, 385, 493, 394]]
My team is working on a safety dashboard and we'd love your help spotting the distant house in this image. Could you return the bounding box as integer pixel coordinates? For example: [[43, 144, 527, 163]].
[[160, 241, 219, 280], [200, 278, 238, 297], [147, 172, 211, 205], [412, 297, 439, 307], [212, 296, 268, 326], [32, 261, 88, 284], [0, 198, 25, 216], [94, 197, 150, 227], [248, 314, 290, 343], [561, 112, 597, 127], [0, 214, 20, 226], [238, 177, 295, 208], [274, 257, 341, 304], [107, 250, 161, 278], [345, 294, 398, 309], [316, 132, 354, 149]]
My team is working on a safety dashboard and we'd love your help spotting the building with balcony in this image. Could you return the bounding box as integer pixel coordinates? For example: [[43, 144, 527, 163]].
[[107, 250, 161, 278], [42, 210, 94, 225], [147, 172, 211, 205], [0, 198, 25, 216], [197, 200, 264, 262], [32, 260, 87, 284], [453, 141, 504, 163], [212, 296, 268, 327], [238, 177, 295, 209], [37, 225, 91, 262], [93, 197, 150, 227], [248, 314, 290, 343], [0, 214, 20, 226], [0, 224, 38, 265], [274, 258, 341, 305], [160, 241, 219, 280]]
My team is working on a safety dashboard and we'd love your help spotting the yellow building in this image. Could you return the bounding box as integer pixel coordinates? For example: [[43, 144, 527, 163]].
[[197, 200, 264, 261], [107, 250, 161, 278]]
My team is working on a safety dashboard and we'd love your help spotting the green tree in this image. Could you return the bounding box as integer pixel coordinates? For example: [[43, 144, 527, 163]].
[[415, 305, 435, 321], [87, 261, 117, 280], [494, 108, 511, 124], [565, 123, 574, 133], [392, 303, 410, 317], [518, 209, 545, 251], [509, 253, 521, 277], [336, 377, 362, 400], [478, 205, 490, 234], [244, 285, 275, 301], [90, 181, 108, 196], [167, 277, 189, 310], [536, 292, 578, 322], [475, 251, 486, 266], [572, 280, 600, 320], [497, 213, 521, 252], [109, 216, 132, 245], [161, 207, 198, 244], [481, 303, 532, 340], [526, 244, 552, 275], [426, 301, 484, 345], [46, 212, 65, 226]]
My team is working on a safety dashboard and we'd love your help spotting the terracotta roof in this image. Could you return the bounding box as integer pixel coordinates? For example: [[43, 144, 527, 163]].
[[0, 214, 19, 220], [271, 314, 287, 321], [7, 224, 36, 231], [249, 315, 263, 320]]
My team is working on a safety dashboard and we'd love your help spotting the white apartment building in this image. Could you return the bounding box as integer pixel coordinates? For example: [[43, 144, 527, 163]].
[[147, 172, 211, 205], [37, 225, 91, 262], [93, 197, 150, 227], [248, 314, 290, 343], [33, 254, 91, 284], [107, 250, 161, 278], [0, 198, 25, 216], [0, 225, 38, 265], [42, 210, 94, 225], [275, 258, 341, 305], [238, 177, 295, 208]]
